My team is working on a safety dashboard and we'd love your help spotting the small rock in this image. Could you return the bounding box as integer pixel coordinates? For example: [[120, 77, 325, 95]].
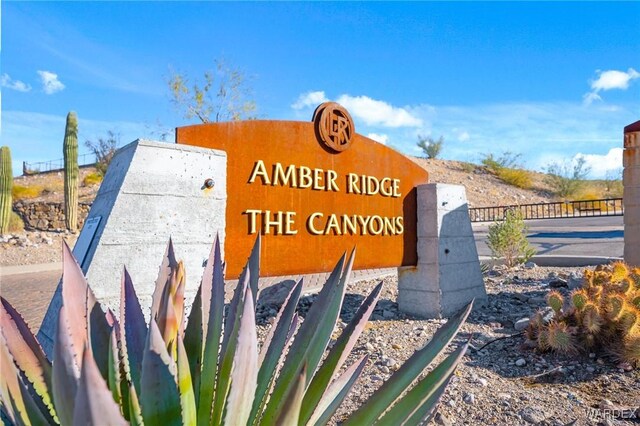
[[462, 393, 475, 404], [379, 365, 390, 374], [514, 318, 530, 331], [370, 374, 383, 382], [434, 412, 452, 426], [515, 358, 527, 367], [524, 262, 537, 269], [365, 342, 374, 352], [446, 399, 456, 408], [391, 343, 402, 350], [568, 272, 582, 289], [497, 393, 511, 400], [586, 366, 595, 373], [476, 378, 488, 387], [514, 293, 530, 302], [519, 407, 545, 424], [549, 278, 568, 288]]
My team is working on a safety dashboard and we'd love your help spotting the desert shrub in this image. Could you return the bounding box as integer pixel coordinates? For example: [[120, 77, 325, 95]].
[[487, 209, 536, 268], [459, 162, 477, 173], [8, 211, 24, 233], [481, 151, 521, 174], [545, 157, 591, 199], [82, 172, 103, 186], [526, 262, 640, 367], [85, 130, 119, 176], [496, 167, 532, 189], [416, 135, 444, 159], [11, 184, 43, 200], [0, 237, 471, 425]]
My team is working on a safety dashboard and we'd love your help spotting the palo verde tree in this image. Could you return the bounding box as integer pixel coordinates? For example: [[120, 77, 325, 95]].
[[545, 156, 591, 199], [416, 135, 444, 159], [168, 59, 256, 123]]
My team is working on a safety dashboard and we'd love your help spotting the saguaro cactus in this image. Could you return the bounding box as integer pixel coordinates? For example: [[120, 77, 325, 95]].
[[63, 111, 79, 232], [0, 146, 12, 235]]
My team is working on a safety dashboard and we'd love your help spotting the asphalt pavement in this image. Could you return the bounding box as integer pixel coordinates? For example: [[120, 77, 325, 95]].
[[473, 216, 624, 259]]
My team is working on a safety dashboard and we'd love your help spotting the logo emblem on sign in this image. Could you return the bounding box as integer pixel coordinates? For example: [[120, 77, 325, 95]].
[[313, 102, 355, 153]]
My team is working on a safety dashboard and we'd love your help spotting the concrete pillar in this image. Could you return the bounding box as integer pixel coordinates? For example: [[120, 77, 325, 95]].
[[398, 183, 487, 318], [38, 140, 227, 355], [624, 120, 640, 266]]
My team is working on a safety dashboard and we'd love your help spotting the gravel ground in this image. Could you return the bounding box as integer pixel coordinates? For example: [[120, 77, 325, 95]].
[[0, 230, 78, 266], [254, 265, 639, 426]]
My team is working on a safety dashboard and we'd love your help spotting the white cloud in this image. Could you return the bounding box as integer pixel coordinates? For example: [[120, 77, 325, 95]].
[[336, 94, 423, 128], [573, 148, 623, 179], [584, 68, 639, 104], [37, 70, 65, 94], [458, 131, 470, 142], [367, 133, 388, 144], [1, 73, 32, 92], [292, 91, 328, 110]]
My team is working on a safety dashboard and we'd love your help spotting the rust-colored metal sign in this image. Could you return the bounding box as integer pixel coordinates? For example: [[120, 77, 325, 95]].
[[176, 107, 429, 278]]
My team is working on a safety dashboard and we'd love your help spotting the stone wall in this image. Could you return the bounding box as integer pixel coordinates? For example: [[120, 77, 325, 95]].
[[13, 201, 92, 231]]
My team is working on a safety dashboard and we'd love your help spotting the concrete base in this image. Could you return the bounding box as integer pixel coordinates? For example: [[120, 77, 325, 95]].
[[398, 183, 486, 318], [38, 140, 227, 354]]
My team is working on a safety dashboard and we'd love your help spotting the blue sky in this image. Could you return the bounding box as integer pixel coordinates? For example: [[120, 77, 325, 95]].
[[2, 2, 639, 178]]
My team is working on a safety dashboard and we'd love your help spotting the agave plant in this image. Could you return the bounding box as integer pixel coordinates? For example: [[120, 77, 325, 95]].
[[0, 235, 471, 425]]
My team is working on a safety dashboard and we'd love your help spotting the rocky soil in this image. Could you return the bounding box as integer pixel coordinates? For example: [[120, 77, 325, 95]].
[[253, 265, 639, 425]]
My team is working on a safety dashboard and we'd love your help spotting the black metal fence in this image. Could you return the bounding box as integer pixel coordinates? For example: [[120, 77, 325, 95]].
[[469, 198, 624, 222], [23, 153, 96, 175]]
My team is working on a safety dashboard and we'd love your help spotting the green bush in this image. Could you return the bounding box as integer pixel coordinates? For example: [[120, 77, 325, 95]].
[[82, 172, 103, 186], [416, 135, 444, 159], [487, 209, 536, 268], [8, 211, 24, 233], [496, 167, 532, 189], [481, 152, 521, 174], [544, 157, 591, 199]]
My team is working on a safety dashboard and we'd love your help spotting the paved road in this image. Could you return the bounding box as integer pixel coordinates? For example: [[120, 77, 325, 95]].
[[473, 216, 624, 258]]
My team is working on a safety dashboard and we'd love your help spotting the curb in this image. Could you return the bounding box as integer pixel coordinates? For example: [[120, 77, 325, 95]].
[[479, 255, 623, 268], [0, 262, 62, 277]]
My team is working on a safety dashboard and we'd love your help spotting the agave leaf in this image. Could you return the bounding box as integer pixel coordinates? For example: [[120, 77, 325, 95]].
[[0, 333, 32, 425], [151, 238, 178, 320], [87, 289, 111, 381], [260, 250, 353, 426], [403, 376, 453, 426], [343, 301, 473, 426], [224, 286, 259, 426], [0, 297, 56, 423], [72, 346, 127, 426], [140, 320, 181, 425], [250, 280, 303, 423], [119, 267, 147, 395], [61, 240, 89, 367], [307, 355, 368, 426], [173, 262, 186, 337], [300, 281, 382, 424], [107, 328, 122, 410], [183, 283, 203, 402], [177, 334, 196, 426], [128, 384, 143, 426], [158, 284, 180, 358], [275, 365, 306, 426], [376, 340, 470, 425], [52, 306, 79, 425], [210, 272, 250, 426], [196, 236, 225, 425]]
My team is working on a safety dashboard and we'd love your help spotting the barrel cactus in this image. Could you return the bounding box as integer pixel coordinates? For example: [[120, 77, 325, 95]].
[[0, 146, 12, 235], [63, 112, 79, 232], [0, 235, 472, 425]]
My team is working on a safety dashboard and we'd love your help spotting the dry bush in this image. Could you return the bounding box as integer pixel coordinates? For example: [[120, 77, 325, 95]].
[[8, 211, 24, 233], [497, 167, 532, 189], [82, 172, 103, 186], [11, 185, 43, 200]]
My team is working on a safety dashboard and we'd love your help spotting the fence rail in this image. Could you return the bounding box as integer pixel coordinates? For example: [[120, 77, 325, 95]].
[[23, 153, 97, 175], [469, 198, 624, 222]]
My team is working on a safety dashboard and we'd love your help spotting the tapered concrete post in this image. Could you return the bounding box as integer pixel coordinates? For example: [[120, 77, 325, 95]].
[[398, 183, 487, 318], [624, 120, 640, 266]]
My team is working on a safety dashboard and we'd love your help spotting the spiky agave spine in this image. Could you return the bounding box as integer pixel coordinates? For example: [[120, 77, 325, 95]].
[[0, 146, 12, 235], [63, 112, 79, 232]]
